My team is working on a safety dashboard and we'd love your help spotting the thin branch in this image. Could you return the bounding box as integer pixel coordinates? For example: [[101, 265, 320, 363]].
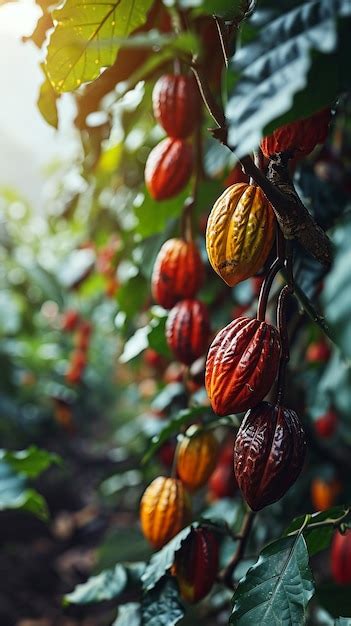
[[218, 509, 256, 589]]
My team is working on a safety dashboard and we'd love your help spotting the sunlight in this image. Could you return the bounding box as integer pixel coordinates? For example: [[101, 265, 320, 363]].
[[0, 0, 41, 38]]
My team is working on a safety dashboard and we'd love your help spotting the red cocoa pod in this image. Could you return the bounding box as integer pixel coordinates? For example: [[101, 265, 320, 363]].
[[140, 477, 191, 549], [205, 317, 281, 416], [208, 463, 238, 500], [152, 74, 200, 139], [331, 530, 351, 585], [234, 402, 306, 510], [152, 238, 204, 309], [311, 477, 341, 512], [145, 138, 193, 201], [314, 409, 338, 438], [306, 340, 331, 364], [260, 108, 332, 159], [173, 527, 219, 603], [166, 299, 210, 366], [61, 309, 80, 332]]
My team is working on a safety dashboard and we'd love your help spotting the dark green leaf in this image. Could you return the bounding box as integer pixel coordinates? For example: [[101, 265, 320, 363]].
[[142, 525, 195, 591], [0, 446, 60, 478], [0, 461, 48, 520], [113, 603, 141, 626], [141, 577, 184, 626], [230, 535, 314, 625], [64, 564, 128, 605]]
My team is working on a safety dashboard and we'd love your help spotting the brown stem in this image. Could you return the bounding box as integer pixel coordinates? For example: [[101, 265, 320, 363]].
[[218, 509, 256, 589], [214, 16, 230, 68], [257, 257, 281, 321], [276, 285, 292, 405]]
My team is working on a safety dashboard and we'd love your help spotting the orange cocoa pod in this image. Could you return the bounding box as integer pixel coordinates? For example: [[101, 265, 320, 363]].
[[140, 477, 191, 549], [177, 425, 219, 491], [311, 478, 341, 511], [152, 238, 204, 309], [206, 183, 275, 287], [260, 108, 332, 159], [152, 74, 200, 139], [166, 299, 210, 366], [145, 138, 193, 201], [331, 530, 351, 585], [173, 527, 219, 603]]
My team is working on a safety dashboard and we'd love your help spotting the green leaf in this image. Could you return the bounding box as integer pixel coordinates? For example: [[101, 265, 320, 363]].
[[230, 535, 315, 625], [335, 619, 351, 625], [117, 274, 148, 317], [141, 577, 184, 626], [0, 461, 48, 521], [142, 525, 195, 591], [0, 446, 61, 478], [134, 187, 190, 238], [226, 1, 351, 157], [46, 0, 154, 93], [37, 67, 59, 128], [64, 564, 128, 605], [113, 603, 141, 626], [285, 508, 350, 556]]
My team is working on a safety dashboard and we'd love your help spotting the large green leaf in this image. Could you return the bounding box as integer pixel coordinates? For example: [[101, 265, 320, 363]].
[[142, 525, 194, 591], [230, 535, 314, 625], [141, 577, 184, 626], [46, 0, 154, 93], [226, 0, 351, 156]]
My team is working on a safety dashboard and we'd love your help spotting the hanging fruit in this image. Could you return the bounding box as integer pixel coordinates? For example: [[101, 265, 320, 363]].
[[234, 402, 306, 510], [152, 238, 204, 309], [177, 425, 219, 491], [206, 183, 276, 287], [306, 340, 331, 364], [173, 527, 219, 603], [208, 462, 238, 500], [314, 409, 338, 438], [331, 530, 351, 585], [145, 137, 193, 201], [152, 74, 200, 139], [140, 477, 191, 549], [166, 299, 210, 365], [260, 108, 331, 159], [205, 317, 281, 416], [311, 477, 341, 511]]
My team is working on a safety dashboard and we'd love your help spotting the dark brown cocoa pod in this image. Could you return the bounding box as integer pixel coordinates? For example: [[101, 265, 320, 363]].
[[166, 299, 210, 365], [234, 402, 306, 510]]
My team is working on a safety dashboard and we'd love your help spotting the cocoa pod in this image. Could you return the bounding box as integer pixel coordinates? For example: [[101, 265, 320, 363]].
[[152, 74, 200, 139], [145, 137, 193, 201], [206, 183, 275, 287], [314, 409, 338, 438], [152, 238, 204, 309], [177, 425, 219, 491], [260, 108, 331, 159], [166, 299, 210, 365], [205, 317, 281, 416], [173, 527, 219, 603], [331, 530, 351, 585], [311, 478, 341, 512], [140, 476, 191, 549], [208, 463, 238, 500], [234, 402, 306, 510]]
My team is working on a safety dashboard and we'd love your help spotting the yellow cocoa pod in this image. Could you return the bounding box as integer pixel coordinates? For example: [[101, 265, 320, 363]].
[[206, 183, 276, 287], [177, 425, 219, 491], [140, 476, 191, 549]]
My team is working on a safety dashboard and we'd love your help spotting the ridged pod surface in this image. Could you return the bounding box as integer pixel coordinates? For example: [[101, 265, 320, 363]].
[[140, 477, 191, 549], [311, 478, 341, 512], [260, 108, 331, 158], [177, 425, 219, 491], [152, 74, 200, 138], [206, 183, 276, 287], [234, 402, 306, 510], [331, 530, 351, 585], [173, 528, 219, 603], [152, 238, 204, 309], [145, 137, 193, 201], [166, 299, 210, 365], [205, 317, 281, 416]]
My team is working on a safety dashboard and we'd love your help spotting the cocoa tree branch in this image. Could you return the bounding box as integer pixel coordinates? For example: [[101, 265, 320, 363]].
[[218, 509, 256, 589]]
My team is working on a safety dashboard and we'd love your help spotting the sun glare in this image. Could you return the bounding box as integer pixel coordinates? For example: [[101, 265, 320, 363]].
[[0, 0, 41, 38]]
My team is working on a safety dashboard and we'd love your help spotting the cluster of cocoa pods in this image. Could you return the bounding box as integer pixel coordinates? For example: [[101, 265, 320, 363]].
[[145, 73, 200, 201], [61, 310, 92, 385]]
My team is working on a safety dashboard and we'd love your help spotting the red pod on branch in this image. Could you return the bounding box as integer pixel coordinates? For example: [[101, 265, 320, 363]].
[[151, 238, 205, 309], [260, 108, 332, 159], [331, 530, 351, 585], [205, 317, 281, 416], [314, 409, 338, 438], [166, 299, 210, 365], [145, 137, 193, 201], [152, 74, 200, 139], [173, 527, 219, 603], [234, 402, 306, 510]]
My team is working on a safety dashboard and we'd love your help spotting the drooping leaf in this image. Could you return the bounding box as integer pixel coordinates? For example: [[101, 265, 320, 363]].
[[46, 0, 154, 93], [141, 577, 184, 626], [142, 525, 195, 591], [64, 564, 128, 604], [230, 535, 315, 625]]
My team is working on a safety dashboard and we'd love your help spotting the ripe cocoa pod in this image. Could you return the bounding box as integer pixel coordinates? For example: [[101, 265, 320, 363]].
[[205, 317, 281, 416], [166, 299, 210, 365], [331, 530, 351, 585], [177, 425, 219, 491], [260, 108, 331, 158], [152, 238, 204, 309], [234, 402, 306, 510], [206, 183, 275, 287], [152, 74, 200, 139], [145, 138, 193, 201], [306, 340, 331, 364], [314, 409, 338, 438], [311, 478, 341, 512], [208, 463, 238, 500], [173, 527, 219, 603], [140, 477, 191, 549]]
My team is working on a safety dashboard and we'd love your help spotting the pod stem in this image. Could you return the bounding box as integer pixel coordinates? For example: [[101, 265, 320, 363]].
[[257, 257, 281, 321], [276, 285, 293, 405]]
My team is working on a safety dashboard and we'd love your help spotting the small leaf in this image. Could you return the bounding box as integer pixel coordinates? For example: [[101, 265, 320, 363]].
[[142, 525, 195, 591], [0, 446, 61, 478], [0, 462, 48, 520], [230, 534, 315, 625], [141, 577, 184, 626], [113, 603, 141, 626], [37, 67, 59, 129]]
